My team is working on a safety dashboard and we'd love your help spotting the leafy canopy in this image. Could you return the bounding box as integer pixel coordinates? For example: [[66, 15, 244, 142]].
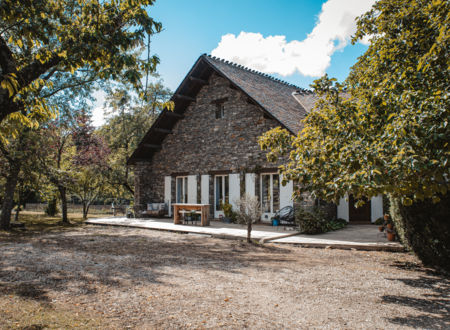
[[0, 0, 161, 140], [99, 81, 172, 199], [259, 0, 449, 205]]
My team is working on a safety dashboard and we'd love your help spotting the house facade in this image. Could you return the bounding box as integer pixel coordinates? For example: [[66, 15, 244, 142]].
[[129, 54, 383, 223]]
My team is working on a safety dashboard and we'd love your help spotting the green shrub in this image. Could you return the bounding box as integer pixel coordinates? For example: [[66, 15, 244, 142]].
[[45, 198, 59, 216], [296, 207, 328, 234], [390, 194, 450, 271], [296, 208, 347, 234], [328, 218, 347, 231], [374, 217, 384, 225], [222, 202, 233, 218], [335, 218, 348, 225]]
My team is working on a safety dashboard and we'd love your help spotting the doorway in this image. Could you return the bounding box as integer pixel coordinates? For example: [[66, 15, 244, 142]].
[[349, 195, 371, 223], [260, 173, 280, 221], [214, 175, 229, 218]]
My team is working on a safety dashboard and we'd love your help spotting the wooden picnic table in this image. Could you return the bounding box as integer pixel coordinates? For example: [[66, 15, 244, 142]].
[[173, 204, 210, 226]]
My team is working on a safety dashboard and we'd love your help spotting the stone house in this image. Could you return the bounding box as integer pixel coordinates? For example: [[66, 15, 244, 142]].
[[128, 54, 383, 223]]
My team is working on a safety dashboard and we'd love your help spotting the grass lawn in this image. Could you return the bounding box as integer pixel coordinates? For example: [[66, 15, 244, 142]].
[[0, 217, 448, 329], [4, 210, 108, 233]]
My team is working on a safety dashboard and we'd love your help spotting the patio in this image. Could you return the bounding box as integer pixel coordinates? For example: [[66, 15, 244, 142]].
[[85, 217, 404, 251]]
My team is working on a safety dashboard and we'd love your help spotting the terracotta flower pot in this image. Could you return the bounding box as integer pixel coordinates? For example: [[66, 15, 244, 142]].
[[378, 226, 384, 232], [387, 223, 393, 230], [387, 232, 395, 241]]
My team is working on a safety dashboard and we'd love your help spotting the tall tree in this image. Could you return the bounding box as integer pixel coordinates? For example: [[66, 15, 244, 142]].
[[71, 114, 109, 219], [100, 82, 171, 200], [40, 122, 75, 223], [259, 0, 449, 270], [0, 128, 44, 228], [0, 0, 161, 140]]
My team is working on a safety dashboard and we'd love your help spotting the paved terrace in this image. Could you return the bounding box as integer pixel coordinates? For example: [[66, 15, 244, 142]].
[[85, 217, 404, 252]]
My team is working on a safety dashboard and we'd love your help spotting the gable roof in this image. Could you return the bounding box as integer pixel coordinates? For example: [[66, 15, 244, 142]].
[[204, 55, 317, 133], [128, 54, 317, 165]]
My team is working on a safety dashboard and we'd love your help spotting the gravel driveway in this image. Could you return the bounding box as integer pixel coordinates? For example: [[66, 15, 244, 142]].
[[0, 226, 448, 329]]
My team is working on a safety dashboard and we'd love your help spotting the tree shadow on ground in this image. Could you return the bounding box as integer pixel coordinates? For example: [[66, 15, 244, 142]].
[[383, 261, 450, 329], [0, 227, 300, 304], [0, 281, 51, 302]]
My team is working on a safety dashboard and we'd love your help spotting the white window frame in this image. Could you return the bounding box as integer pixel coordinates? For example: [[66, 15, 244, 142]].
[[214, 174, 229, 218], [260, 173, 280, 221], [176, 176, 188, 204]]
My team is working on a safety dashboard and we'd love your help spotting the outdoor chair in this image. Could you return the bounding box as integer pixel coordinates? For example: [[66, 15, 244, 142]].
[[272, 206, 296, 230]]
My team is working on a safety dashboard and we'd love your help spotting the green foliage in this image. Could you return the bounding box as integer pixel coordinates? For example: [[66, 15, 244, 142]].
[[329, 218, 347, 231], [259, 0, 449, 205], [295, 207, 346, 234], [374, 217, 384, 226], [99, 82, 172, 200], [0, 0, 162, 140], [45, 197, 58, 216], [259, 0, 449, 269], [390, 194, 450, 271], [222, 202, 233, 218]]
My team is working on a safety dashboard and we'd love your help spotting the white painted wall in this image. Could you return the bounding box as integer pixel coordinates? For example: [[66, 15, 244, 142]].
[[229, 173, 240, 209], [279, 176, 294, 209], [164, 176, 172, 217], [187, 175, 197, 204], [371, 195, 383, 222], [201, 175, 209, 205], [245, 173, 256, 197], [337, 195, 349, 221]]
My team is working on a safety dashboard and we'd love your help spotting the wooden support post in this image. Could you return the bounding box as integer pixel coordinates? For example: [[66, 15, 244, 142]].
[[174, 94, 196, 102], [142, 143, 162, 149], [189, 76, 208, 85], [164, 111, 184, 118], [154, 128, 172, 134]]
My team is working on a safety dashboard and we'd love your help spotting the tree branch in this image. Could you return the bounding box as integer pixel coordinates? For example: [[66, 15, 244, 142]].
[[40, 76, 98, 99], [0, 35, 17, 74]]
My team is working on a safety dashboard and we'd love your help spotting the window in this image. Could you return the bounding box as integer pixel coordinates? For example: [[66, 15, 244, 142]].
[[215, 175, 229, 211], [176, 176, 188, 203], [260, 173, 280, 215], [215, 103, 224, 119]]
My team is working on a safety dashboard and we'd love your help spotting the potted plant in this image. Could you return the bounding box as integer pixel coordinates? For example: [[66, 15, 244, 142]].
[[384, 215, 396, 241], [374, 217, 384, 232], [386, 227, 396, 241], [222, 202, 233, 223]]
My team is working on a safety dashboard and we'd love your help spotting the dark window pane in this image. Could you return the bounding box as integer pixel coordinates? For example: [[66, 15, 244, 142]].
[[225, 175, 229, 204], [273, 174, 280, 212], [176, 178, 182, 203], [215, 176, 222, 211], [262, 175, 270, 212], [184, 177, 188, 203], [215, 103, 224, 119]]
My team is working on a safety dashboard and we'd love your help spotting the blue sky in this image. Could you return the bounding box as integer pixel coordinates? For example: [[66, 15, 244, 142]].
[[92, 0, 376, 125]]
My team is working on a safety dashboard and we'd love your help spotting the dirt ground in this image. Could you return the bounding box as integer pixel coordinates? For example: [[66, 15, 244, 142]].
[[0, 225, 448, 329]]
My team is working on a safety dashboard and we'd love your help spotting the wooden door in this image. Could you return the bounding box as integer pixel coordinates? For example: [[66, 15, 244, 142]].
[[349, 195, 371, 223]]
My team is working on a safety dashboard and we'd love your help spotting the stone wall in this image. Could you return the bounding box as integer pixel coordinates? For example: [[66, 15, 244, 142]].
[[135, 73, 282, 204], [134, 72, 336, 219]]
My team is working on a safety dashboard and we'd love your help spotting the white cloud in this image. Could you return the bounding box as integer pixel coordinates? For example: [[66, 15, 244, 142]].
[[91, 90, 106, 127], [211, 0, 376, 77], [91, 106, 105, 127]]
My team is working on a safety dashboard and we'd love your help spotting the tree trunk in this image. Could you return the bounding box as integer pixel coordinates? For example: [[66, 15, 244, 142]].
[[14, 205, 20, 222], [82, 202, 88, 220], [247, 221, 252, 243], [0, 165, 20, 230], [389, 194, 450, 272], [58, 185, 68, 223]]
